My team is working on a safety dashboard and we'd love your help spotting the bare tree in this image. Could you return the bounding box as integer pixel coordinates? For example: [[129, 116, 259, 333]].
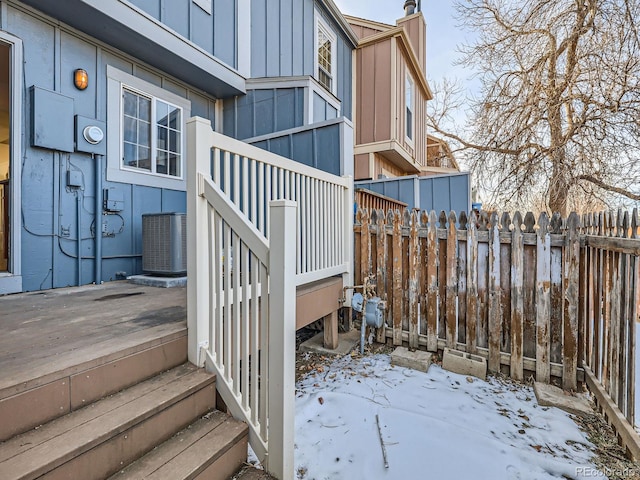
[[427, 0, 640, 215]]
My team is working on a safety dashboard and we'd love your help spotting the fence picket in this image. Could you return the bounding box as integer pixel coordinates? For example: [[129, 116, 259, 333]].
[[376, 210, 388, 343], [446, 211, 459, 349], [563, 213, 580, 390], [535, 213, 551, 383], [426, 211, 439, 352], [392, 211, 404, 346], [466, 212, 479, 355], [488, 212, 501, 373], [409, 211, 420, 349], [511, 212, 524, 381]]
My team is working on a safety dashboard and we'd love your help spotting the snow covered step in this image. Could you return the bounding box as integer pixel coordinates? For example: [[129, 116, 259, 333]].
[[109, 411, 248, 480]]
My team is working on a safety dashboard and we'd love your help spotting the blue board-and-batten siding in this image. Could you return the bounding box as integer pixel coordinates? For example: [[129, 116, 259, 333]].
[[250, 0, 353, 119], [250, 121, 342, 176], [223, 87, 306, 140], [355, 173, 471, 214], [128, 0, 237, 69], [4, 3, 217, 291]]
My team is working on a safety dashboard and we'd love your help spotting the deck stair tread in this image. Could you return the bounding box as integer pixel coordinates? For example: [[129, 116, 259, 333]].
[[108, 411, 248, 480], [0, 364, 215, 480]]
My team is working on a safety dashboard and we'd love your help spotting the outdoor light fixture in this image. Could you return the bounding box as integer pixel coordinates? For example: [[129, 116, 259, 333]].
[[74, 69, 88, 90]]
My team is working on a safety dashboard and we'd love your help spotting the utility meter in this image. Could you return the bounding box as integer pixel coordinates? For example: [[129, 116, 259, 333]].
[[83, 125, 104, 145]]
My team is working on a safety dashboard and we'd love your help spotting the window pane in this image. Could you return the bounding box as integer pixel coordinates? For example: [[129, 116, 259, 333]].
[[138, 121, 150, 146], [156, 101, 169, 127], [169, 153, 180, 177], [406, 107, 413, 140], [157, 125, 168, 150], [138, 96, 151, 122], [169, 130, 180, 154], [123, 90, 137, 117], [168, 105, 181, 129], [138, 146, 151, 170], [124, 142, 137, 167], [157, 150, 168, 174], [123, 116, 137, 143]]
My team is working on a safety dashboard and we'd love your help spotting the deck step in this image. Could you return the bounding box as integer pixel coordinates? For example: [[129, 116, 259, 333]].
[[109, 411, 248, 480], [0, 329, 187, 442], [0, 363, 215, 480]]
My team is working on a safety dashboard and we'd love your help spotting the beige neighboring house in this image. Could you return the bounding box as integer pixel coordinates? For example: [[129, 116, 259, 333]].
[[347, 1, 460, 181]]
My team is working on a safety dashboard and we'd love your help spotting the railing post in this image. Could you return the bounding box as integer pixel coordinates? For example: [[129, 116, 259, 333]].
[[342, 175, 354, 313], [187, 117, 213, 367], [267, 199, 296, 480]]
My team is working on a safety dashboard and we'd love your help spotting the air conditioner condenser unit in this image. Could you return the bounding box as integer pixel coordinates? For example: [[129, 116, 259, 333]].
[[142, 212, 187, 276]]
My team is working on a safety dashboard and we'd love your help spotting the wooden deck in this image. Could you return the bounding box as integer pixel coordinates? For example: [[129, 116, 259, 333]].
[[0, 281, 186, 398]]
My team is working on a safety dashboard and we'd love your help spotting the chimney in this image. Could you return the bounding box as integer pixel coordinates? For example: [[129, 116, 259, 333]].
[[404, 0, 416, 15]]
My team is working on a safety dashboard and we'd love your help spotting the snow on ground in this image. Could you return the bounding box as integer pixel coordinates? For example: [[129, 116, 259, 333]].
[[294, 354, 602, 480]]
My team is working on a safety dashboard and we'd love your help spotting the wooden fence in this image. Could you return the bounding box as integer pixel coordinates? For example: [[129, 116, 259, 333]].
[[354, 208, 639, 457], [354, 188, 408, 214]]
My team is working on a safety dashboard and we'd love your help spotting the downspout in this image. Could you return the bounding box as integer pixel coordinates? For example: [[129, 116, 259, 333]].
[[77, 190, 82, 286], [94, 154, 103, 284]]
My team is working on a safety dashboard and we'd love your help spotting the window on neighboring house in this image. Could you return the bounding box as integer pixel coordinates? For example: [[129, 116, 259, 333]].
[[406, 73, 414, 142], [122, 87, 182, 177], [316, 15, 337, 94], [107, 66, 191, 191]]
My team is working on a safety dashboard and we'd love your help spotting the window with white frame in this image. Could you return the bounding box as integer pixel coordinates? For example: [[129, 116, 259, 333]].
[[405, 73, 414, 142], [315, 14, 337, 94], [107, 66, 191, 191], [122, 87, 182, 177]]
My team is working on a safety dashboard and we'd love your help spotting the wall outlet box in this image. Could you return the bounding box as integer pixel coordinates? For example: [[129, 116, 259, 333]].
[[67, 170, 83, 188]]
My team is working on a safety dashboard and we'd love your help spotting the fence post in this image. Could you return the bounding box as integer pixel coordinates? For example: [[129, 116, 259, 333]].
[[563, 212, 580, 391], [342, 176, 354, 324], [267, 199, 297, 480], [187, 117, 213, 367]]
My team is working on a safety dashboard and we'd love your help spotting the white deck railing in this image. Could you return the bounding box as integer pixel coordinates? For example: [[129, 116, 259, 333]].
[[186, 117, 353, 480]]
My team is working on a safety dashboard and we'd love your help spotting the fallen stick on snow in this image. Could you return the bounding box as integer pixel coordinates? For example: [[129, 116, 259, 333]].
[[376, 414, 389, 469]]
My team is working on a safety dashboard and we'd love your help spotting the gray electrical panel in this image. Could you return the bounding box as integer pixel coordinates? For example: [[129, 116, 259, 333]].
[[30, 86, 74, 153]]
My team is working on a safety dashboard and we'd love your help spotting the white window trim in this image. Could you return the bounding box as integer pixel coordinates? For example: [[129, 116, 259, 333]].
[[107, 66, 191, 191], [0, 31, 23, 294], [405, 72, 415, 146], [314, 11, 338, 96]]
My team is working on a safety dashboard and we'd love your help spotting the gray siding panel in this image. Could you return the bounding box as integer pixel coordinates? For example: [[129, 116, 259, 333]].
[[163, 0, 190, 39], [213, 0, 236, 68], [251, 0, 314, 78], [337, 38, 352, 119], [129, 0, 161, 19], [192, 5, 214, 54], [116, 0, 238, 69], [291, 0, 305, 75]]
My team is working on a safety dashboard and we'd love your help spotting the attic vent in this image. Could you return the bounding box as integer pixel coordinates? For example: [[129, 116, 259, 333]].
[[142, 213, 187, 276]]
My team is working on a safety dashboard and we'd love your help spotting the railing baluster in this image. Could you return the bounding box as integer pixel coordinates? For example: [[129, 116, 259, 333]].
[[233, 231, 241, 396], [224, 222, 232, 384], [242, 155, 249, 219], [258, 161, 264, 235], [241, 242, 250, 410], [250, 252, 260, 425]]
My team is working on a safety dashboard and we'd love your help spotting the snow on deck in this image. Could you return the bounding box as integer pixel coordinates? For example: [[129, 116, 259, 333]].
[[295, 354, 602, 480]]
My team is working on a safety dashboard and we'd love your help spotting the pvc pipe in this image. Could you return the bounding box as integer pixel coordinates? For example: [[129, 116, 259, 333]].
[[77, 191, 82, 286], [94, 154, 103, 284]]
